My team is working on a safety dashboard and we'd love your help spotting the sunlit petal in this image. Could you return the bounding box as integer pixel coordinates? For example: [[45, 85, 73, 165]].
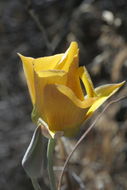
[[41, 84, 95, 136], [95, 81, 125, 97], [85, 81, 125, 119], [56, 84, 96, 109], [79, 66, 96, 97], [18, 54, 35, 104], [55, 42, 79, 71], [33, 54, 64, 72], [66, 55, 84, 100], [34, 70, 68, 121]]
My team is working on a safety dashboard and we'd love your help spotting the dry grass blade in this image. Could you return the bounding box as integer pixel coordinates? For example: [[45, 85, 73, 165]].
[[58, 95, 127, 190]]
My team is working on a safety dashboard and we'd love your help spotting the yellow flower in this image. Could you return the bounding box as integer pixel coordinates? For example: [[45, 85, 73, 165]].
[[18, 42, 125, 137]]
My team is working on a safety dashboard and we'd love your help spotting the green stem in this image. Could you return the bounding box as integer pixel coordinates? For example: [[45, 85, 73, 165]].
[[31, 178, 41, 190], [47, 138, 56, 190]]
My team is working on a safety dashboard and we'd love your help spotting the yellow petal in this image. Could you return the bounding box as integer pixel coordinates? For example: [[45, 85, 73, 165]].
[[56, 84, 96, 109], [34, 70, 68, 121], [55, 41, 79, 71], [78, 66, 96, 97], [85, 81, 125, 119], [18, 54, 35, 104], [55, 42, 84, 100], [95, 81, 125, 97], [33, 54, 64, 72], [66, 55, 84, 100], [38, 84, 96, 136]]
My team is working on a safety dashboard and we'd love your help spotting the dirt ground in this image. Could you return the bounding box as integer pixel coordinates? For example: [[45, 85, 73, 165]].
[[0, 0, 127, 190]]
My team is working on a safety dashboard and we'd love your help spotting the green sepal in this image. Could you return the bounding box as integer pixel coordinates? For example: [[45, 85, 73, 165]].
[[31, 106, 40, 124], [22, 125, 47, 178]]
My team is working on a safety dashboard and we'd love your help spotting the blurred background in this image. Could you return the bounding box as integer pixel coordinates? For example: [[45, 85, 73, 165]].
[[0, 0, 127, 189]]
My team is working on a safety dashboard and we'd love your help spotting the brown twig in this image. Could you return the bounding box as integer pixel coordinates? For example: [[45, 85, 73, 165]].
[[27, 0, 53, 54], [58, 138, 73, 190], [58, 95, 127, 190], [52, 0, 76, 54]]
